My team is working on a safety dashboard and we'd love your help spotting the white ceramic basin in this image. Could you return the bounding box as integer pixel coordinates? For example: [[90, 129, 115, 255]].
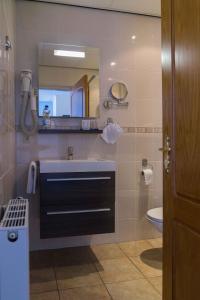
[[39, 159, 116, 173]]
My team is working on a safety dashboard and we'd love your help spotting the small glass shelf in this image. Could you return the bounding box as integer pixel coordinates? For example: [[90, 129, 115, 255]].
[[38, 128, 103, 134]]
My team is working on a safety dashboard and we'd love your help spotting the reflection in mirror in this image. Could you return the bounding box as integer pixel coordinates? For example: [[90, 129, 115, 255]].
[[110, 82, 128, 101], [38, 43, 100, 118]]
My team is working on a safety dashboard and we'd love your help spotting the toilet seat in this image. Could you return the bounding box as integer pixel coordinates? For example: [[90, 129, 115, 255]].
[[147, 207, 163, 223]]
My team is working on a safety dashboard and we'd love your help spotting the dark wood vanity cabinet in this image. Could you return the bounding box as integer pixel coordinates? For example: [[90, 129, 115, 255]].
[[39, 171, 115, 238]]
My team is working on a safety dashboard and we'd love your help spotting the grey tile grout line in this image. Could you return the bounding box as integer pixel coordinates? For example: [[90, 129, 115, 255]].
[[30, 242, 161, 298], [145, 276, 162, 296], [117, 242, 162, 296], [53, 257, 61, 300], [52, 248, 114, 299], [116, 242, 145, 279], [92, 258, 114, 300], [90, 243, 159, 296], [88, 246, 114, 300]]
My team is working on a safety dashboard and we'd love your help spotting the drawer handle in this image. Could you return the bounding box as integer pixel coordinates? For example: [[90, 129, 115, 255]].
[[46, 208, 111, 215], [46, 177, 111, 182]]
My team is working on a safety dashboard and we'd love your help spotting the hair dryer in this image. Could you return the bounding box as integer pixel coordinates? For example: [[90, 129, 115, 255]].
[[20, 70, 37, 138]]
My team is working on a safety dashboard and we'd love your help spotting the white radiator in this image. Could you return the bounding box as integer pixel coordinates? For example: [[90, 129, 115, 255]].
[[0, 198, 29, 300]]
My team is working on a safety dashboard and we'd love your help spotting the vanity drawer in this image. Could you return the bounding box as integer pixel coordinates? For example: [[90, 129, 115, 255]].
[[39, 171, 115, 238], [39, 171, 115, 206], [40, 204, 115, 238]]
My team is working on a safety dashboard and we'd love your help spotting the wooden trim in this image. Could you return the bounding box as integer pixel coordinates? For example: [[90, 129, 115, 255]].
[[71, 75, 89, 117], [162, 0, 173, 299]]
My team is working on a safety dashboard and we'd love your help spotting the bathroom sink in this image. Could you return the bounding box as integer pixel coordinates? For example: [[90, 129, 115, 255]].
[[39, 159, 116, 173]]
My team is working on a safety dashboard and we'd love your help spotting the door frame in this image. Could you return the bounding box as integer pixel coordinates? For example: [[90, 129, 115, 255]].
[[162, 0, 173, 299]]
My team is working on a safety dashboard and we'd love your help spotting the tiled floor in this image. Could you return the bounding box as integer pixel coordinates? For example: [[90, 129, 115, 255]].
[[30, 238, 162, 300]]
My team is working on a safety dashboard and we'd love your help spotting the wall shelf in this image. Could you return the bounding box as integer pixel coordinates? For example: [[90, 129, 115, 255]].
[[38, 128, 103, 134]]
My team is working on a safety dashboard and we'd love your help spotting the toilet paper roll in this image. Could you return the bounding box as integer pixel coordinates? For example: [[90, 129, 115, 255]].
[[142, 168, 153, 185]]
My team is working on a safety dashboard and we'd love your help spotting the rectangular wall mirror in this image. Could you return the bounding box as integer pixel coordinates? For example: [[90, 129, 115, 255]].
[[38, 43, 100, 118]]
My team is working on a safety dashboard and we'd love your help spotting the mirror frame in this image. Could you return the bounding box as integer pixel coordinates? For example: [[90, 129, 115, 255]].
[[110, 82, 128, 101]]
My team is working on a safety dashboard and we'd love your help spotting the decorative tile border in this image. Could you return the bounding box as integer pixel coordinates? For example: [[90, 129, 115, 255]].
[[122, 127, 162, 133]]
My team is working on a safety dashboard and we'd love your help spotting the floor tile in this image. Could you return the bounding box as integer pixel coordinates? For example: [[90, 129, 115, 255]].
[[95, 257, 144, 284], [148, 238, 163, 248], [59, 285, 111, 299], [130, 255, 162, 278], [56, 263, 102, 289], [106, 279, 161, 300], [119, 240, 153, 257], [30, 268, 57, 294], [30, 250, 54, 269], [31, 291, 59, 300], [148, 276, 162, 295], [53, 246, 93, 267], [90, 243, 125, 261]]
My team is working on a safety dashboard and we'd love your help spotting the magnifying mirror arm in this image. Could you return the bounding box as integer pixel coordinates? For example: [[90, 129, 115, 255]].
[[103, 98, 129, 110]]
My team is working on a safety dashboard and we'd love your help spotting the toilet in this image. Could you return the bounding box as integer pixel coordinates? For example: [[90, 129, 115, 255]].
[[146, 207, 163, 232]]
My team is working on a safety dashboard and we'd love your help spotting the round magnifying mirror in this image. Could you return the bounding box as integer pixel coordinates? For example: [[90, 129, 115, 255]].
[[110, 82, 128, 101]]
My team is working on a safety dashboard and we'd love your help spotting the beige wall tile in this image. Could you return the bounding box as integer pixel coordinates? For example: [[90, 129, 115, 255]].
[[134, 69, 162, 101], [135, 133, 163, 162], [118, 188, 162, 222], [117, 162, 137, 190], [135, 100, 162, 127], [118, 190, 138, 220], [116, 134, 136, 162], [133, 218, 161, 241], [117, 219, 136, 242]]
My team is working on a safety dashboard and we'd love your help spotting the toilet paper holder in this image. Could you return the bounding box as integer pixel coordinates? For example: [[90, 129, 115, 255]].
[[141, 158, 153, 175]]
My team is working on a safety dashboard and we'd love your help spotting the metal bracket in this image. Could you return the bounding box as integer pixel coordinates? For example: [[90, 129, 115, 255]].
[[103, 98, 129, 110], [5, 36, 12, 51]]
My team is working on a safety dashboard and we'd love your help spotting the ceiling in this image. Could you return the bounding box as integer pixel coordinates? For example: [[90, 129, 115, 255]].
[[36, 0, 161, 17]]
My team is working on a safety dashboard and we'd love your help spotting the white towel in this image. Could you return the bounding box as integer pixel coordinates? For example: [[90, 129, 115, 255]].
[[142, 168, 153, 185], [101, 123, 123, 144], [26, 161, 37, 194]]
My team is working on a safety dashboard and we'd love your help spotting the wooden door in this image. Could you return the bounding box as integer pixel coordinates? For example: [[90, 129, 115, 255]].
[[162, 1, 200, 299], [71, 75, 89, 117]]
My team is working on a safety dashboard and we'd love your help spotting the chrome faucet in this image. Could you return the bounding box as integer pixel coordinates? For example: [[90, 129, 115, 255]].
[[67, 146, 74, 160]]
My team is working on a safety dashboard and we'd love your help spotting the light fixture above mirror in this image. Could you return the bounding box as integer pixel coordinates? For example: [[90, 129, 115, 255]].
[[54, 49, 86, 58]]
